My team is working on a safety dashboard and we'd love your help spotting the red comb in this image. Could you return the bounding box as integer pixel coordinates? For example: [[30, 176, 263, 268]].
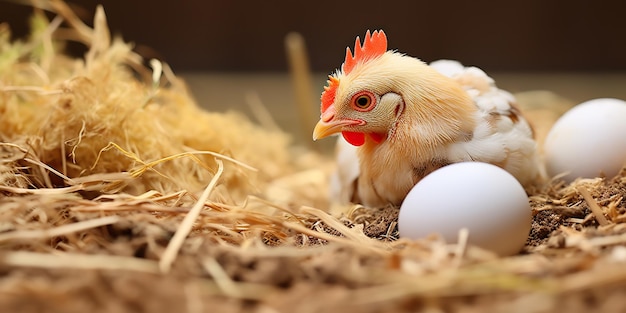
[[320, 30, 387, 113], [320, 75, 339, 113], [342, 30, 387, 74]]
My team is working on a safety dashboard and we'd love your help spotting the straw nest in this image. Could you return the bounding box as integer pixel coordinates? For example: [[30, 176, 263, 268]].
[[1, 2, 625, 312]]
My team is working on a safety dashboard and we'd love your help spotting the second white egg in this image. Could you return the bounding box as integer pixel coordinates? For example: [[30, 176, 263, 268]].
[[544, 98, 626, 182]]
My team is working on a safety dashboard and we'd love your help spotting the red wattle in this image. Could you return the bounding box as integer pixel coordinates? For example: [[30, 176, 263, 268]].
[[342, 131, 365, 146]]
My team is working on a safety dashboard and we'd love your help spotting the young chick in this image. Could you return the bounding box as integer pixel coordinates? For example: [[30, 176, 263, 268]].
[[314, 30, 542, 207]]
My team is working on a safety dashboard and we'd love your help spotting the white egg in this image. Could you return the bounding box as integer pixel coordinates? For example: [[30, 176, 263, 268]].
[[544, 98, 626, 183], [398, 162, 531, 256]]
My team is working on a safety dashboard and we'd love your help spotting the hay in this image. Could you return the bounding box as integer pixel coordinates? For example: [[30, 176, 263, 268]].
[[0, 2, 626, 312], [0, 2, 294, 201]]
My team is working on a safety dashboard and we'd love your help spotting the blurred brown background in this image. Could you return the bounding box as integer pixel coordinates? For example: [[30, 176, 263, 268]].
[[2, 0, 626, 72], [1, 0, 626, 143]]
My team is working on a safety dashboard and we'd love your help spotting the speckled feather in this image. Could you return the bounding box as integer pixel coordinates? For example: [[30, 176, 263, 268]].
[[322, 32, 543, 207]]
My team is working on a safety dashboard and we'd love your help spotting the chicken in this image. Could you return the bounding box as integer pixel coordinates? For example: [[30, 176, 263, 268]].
[[313, 30, 543, 207]]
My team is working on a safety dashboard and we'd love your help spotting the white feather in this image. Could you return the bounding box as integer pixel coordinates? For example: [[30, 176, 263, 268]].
[[434, 60, 543, 186], [329, 135, 360, 203]]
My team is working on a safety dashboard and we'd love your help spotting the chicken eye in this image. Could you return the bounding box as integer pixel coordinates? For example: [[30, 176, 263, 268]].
[[356, 96, 370, 108], [350, 91, 375, 112]]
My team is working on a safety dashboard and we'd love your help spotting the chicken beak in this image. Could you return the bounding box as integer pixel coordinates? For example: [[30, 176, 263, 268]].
[[312, 117, 363, 141], [313, 120, 341, 140]]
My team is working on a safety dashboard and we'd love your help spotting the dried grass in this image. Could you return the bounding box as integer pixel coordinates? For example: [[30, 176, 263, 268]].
[[0, 2, 625, 312]]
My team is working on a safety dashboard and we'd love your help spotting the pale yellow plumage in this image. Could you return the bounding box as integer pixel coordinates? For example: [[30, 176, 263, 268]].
[[315, 31, 543, 207]]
